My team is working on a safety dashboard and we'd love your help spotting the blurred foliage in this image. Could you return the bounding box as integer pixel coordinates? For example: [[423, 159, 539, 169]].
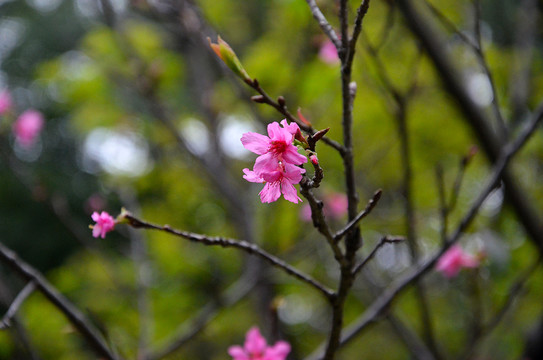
[[1, 0, 543, 359]]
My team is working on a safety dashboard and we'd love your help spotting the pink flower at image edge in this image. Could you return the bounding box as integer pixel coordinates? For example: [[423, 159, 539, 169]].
[[318, 39, 339, 64], [228, 327, 291, 360], [0, 89, 12, 115], [436, 244, 479, 278], [13, 109, 44, 148], [91, 211, 115, 239]]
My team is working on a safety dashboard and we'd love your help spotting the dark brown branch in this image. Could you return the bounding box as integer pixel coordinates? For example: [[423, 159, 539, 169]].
[[304, 0, 341, 48], [352, 236, 405, 275], [334, 189, 382, 242], [459, 256, 542, 360], [0, 242, 119, 360], [122, 212, 335, 300], [249, 80, 345, 154], [304, 98, 543, 360], [0, 281, 36, 330], [149, 272, 257, 360], [396, 0, 543, 252], [347, 0, 371, 69], [299, 180, 345, 266]]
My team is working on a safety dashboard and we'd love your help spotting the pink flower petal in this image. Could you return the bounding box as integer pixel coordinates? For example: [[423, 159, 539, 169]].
[[13, 110, 44, 148], [280, 179, 301, 204], [260, 182, 281, 203], [280, 119, 300, 135], [254, 153, 280, 175], [282, 147, 307, 165], [241, 132, 270, 155], [243, 168, 264, 183], [245, 327, 267, 355], [264, 341, 291, 360], [228, 346, 249, 360]]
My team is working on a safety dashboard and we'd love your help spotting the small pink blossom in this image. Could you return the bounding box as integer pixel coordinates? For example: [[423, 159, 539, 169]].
[[228, 327, 291, 360], [0, 89, 12, 115], [241, 120, 307, 167], [326, 193, 348, 219], [13, 109, 44, 148], [318, 40, 339, 65], [310, 154, 319, 165], [90, 211, 115, 239], [300, 193, 347, 222], [436, 244, 479, 278], [244, 161, 305, 204]]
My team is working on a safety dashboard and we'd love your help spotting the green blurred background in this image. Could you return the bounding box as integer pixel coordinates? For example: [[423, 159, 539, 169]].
[[1, 0, 543, 359]]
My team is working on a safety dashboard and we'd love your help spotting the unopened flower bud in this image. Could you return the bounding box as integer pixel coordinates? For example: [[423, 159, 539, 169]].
[[251, 95, 266, 103], [310, 154, 319, 165], [208, 36, 251, 82], [349, 81, 357, 98]]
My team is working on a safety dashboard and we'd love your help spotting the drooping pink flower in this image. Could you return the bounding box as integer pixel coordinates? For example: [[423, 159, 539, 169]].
[[318, 39, 339, 65], [436, 244, 479, 278], [241, 120, 308, 203], [241, 120, 307, 167], [228, 327, 291, 360], [244, 160, 305, 204], [13, 109, 44, 148], [0, 89, 12, 115], [90, 211, 115, 239]]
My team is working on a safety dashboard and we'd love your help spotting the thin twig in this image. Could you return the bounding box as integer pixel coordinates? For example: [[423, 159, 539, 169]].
[[299, 179, 345, 267], [397, 0, 543, 252], [334, 189, 382, 242], [459, 255, 542, 360], [352, 236, 405, 276], [0, 281, 36, 330], [347, 0, 371, 68], [249, 80, 345, 154], [122, 213, 335, 300], [149, 272, 257, 360], [304, 98, 543, 360], [0, 241, 120, 360], [304, 0, 341, 48]]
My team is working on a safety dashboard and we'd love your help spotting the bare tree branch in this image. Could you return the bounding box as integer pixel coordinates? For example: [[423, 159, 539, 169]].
[[304, 98, 543, 360], [304, 0, 341, 48], [122, 212, 335, 300], [0, 281, 36, 330], [0, 241, 120, 360], [396, 0, 543, 252]]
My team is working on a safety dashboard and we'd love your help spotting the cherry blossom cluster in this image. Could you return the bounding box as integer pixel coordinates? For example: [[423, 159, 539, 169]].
[[241, 120, 307, 204], [0, 89, 45, 149], [228, 327, 291, 360]]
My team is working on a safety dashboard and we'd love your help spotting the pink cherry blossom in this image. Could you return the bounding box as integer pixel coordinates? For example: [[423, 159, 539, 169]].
[[228, 327, 291, 360], [241, 120, 307, 167], [241, 120, 308, 203], [244, 161, 305, 204], [90, 211, 115, 239], [300, 193, 347, 222], [13, 109, 44, 148], [0, 89, 12, 115], [326, 193, 347, 219], [436, 244, 479, 278], [318, 39, 339, 65]]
